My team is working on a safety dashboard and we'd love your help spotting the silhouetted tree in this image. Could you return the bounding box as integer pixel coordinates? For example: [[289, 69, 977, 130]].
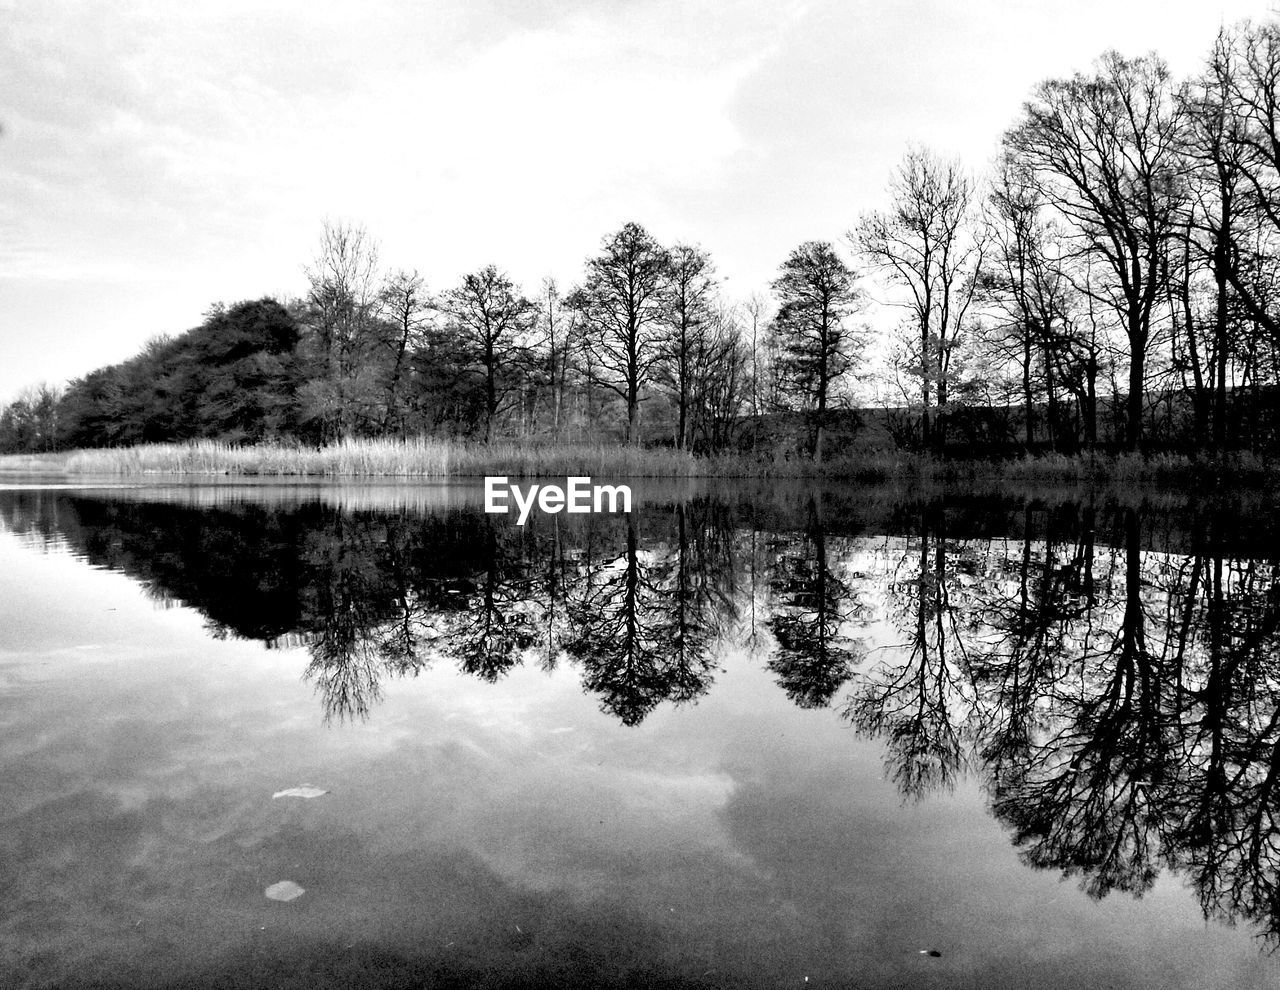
[[563, 516, 716, 725], [300, 220, 385, 439], [379, 269, 432, 435], [657, 243, 718, 450], [767, 499, 864, 707], [443, 265, 534, 442], [856, 147, 985, 452], [769, 241, 864, 461], [1005, 54, 1185, 452], [568, 222, 672, 443], [982, 161, 1087, 450]]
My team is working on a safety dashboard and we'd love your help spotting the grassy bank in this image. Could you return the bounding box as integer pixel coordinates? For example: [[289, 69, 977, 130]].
[[18, 439, 705, 479], [0, 438, 1273, 487]]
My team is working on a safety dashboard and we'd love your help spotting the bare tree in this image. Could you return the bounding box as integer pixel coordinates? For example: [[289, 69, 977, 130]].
[[443, 265, 535, 442], [535, 277, 578, 436], [301, 220, 385, 439], [855, 147, 985, 453], [1005, 53, 1186, 452], [379, 269, 432, 435], [742, 292, 773, 453], [688, 301, 750, 453], [982, 159, 1083, 450], [0, 383, 61, 453], [568, 222, 672, 444], [1181, 24, 1280, 450], [1212, 23, 1280, 341], [657, 243, 718, 450], [769, 241, 865, 462]]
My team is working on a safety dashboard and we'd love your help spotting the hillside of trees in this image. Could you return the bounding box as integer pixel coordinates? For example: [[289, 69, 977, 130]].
[[7, 20, 1280, 461]]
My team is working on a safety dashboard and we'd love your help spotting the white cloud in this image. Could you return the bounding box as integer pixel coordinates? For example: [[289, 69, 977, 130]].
[[0, 0, 1274, 400]]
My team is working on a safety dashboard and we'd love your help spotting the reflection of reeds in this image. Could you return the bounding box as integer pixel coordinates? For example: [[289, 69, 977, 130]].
[[0, 438, 1273, 486]]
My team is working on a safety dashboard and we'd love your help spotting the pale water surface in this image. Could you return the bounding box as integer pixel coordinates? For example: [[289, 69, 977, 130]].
[[2, 481, 1279, 989]]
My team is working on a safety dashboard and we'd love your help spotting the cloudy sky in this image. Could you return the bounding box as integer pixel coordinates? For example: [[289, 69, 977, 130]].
[[1, 0, 1273, 402]]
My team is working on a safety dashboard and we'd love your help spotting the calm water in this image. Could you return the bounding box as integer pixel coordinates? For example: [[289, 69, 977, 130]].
[[3, 480, 1280, 989]]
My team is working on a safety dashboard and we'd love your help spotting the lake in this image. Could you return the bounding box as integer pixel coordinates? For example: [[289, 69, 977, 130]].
[[2, 479, 1280, 989]]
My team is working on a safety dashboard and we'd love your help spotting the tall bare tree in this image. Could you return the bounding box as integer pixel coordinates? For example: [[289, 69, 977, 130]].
[[855, 147, 985, 453], [982, 160, 1084, 450], [1181, 24, 1280, 450], [535, 277, 578, 436], [657, 243, 718, 450], [443, 265, 534, 442], [301, 220, 385, 440], [770, 241, 865, 462], [688, 302, 750, 453], [0, 383, 61, 453], [379, 269, 432, 435], [742, 292, 773, 453], [1005, 53, 1186, 452], [1213, 23, 1280, 341], [568, 222, 672, 443]]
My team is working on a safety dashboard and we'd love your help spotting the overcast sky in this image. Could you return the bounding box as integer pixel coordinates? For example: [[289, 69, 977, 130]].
[[1, 0, 1274, 402]]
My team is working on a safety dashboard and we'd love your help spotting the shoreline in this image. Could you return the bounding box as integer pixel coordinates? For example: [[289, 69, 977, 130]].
[[0, 438, 1275, 489]]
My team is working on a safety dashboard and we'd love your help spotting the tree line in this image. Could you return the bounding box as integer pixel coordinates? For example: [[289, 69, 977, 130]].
[[7, 19, 1280, 459]]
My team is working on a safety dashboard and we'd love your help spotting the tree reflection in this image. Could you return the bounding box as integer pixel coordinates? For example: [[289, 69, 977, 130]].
[[839, 499, 1280, 943], [842, 506, 971, 797], [8, 487, 1280, 942], [765, 496, 864, 709], [968, 504, 1094, 782], [990, 509, 1173, 898], [438, 522, 540, 683], [563, 508, 722, 726], [301, 510, 423, 721], [0, 492, 744, 727]]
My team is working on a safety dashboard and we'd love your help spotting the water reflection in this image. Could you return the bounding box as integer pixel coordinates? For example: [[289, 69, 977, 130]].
[[766, 496, 865, 709], [847, 502, 1280, 944], [4, 486, 1280, 946]]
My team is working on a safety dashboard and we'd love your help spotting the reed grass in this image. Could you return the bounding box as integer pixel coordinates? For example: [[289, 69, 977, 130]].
[[0, 438, 1273, 487], [0, 451, 73, 474], [51, 438, 704, 478]]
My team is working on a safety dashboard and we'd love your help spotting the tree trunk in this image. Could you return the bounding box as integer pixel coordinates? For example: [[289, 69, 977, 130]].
[[1043, 343, 1058, 452], [626, 391, 638, 444], [1085, 353, 1098, 451], [677, 380, 688, 451], [1023, 335, 1034, 449], [485, 346, 497, 444], [1126, 328, 1145, 453], [1213, 220, 1230, 451], [1177, 236, 1208, 449]]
